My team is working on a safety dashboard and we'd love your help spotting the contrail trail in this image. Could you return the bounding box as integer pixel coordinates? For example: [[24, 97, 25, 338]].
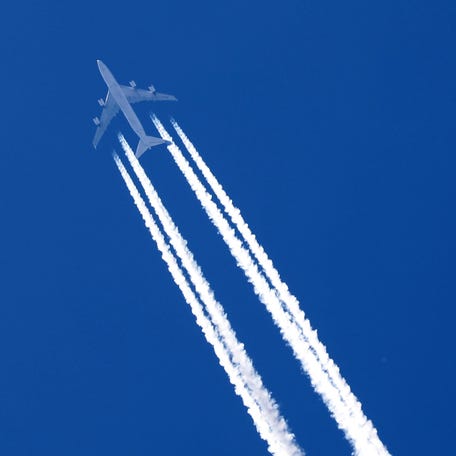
[[113, 151, 303, 456], [152, 115, 389, 455], [170, 119, 390, 454], [118, 136, 303, 456]]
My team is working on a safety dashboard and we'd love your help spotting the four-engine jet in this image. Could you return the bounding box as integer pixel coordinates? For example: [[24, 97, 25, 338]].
[[93, 60, 177, 158]]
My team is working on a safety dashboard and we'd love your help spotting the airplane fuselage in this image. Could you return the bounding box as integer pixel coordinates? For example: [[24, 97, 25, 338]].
[[97, 60, 147, 139]]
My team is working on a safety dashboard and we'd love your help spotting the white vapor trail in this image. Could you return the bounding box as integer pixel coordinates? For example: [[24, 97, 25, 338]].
[[170, 120, 390, 455], [118, 136, 303, 455], [113, 151, 303, 456], [152, 115, 389, 455]]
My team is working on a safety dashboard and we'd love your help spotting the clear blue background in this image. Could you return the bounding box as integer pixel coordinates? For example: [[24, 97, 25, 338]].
[[1, 1, 455, 454]]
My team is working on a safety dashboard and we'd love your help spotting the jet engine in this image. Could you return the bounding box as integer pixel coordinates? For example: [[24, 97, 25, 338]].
[[98, 98, 105, 106], [148, 84, 156, 94], [129, 80, 136, 88], [93, 117, 100, 126]]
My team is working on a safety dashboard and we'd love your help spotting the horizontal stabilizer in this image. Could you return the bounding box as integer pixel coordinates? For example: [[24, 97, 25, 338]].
[[135, 136, 170, 158]]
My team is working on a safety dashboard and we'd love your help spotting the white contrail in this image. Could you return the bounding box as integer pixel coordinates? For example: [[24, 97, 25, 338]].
[[118, 136, 303, 456], [113, 152, 303, 456], [170, 119, 390, 454], [152, 115, 389, 455]]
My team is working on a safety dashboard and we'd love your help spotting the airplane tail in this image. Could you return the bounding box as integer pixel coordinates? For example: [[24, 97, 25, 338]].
[[135, 136, 170, 158]]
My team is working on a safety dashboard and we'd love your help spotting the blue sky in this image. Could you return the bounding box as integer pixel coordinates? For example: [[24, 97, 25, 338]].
[[1, 0, 455, 454]]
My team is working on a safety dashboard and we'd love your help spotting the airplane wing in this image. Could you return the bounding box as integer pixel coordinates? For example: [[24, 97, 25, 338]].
[[92, 92, 120, 148], [120, 85, 177, 103]]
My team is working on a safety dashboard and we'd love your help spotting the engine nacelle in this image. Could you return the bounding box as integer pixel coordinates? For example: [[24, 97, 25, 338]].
[[129, 80, 136, 88], [98, 98, 105, 106], [93, 117, 100, 126], [148, 84, 156, 94]]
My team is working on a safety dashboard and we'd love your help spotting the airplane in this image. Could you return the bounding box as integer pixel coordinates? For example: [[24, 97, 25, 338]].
[[93, 60, 177, 158]]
